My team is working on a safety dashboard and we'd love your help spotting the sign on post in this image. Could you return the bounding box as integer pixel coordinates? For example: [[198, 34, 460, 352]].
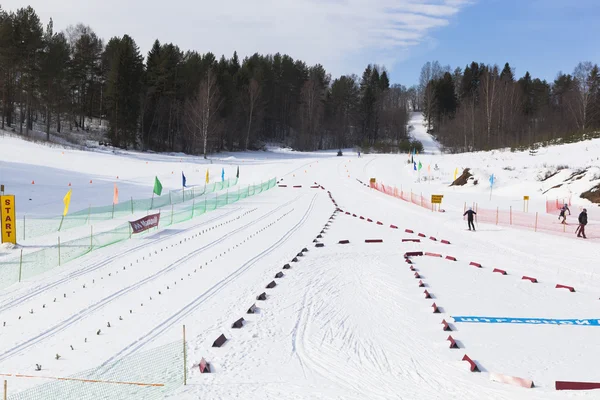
[[1, 195, 16, 244], [129, 212, 161, 234], [431, 194, 444, 204]]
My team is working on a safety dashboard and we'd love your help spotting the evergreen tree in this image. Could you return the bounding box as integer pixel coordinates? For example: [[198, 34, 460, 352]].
[[105, 35, 143, 148]]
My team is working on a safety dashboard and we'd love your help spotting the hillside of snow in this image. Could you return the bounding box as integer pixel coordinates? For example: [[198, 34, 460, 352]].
[[1, 118, 600, 399]]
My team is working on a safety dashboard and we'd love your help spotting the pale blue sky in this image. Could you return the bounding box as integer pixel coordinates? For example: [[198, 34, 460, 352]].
[[391, 0, 600, 84], [2, 0, 598, 85]]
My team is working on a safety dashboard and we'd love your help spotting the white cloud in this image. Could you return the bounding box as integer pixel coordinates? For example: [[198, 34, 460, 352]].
[[1, 0, 471, 77]]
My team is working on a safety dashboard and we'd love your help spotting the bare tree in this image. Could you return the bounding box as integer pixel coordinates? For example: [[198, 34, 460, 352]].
[[419, 61, 442, 131], [570, 61, 594, 131], [185, 68, 221, 158], [481, 65, 499, 143]]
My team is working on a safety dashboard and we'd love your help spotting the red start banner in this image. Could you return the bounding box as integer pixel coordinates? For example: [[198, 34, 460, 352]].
[[130, 212, 161, 234]]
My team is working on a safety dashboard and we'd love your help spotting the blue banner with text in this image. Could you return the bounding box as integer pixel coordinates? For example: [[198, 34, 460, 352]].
[[452, 316, 600, 326]]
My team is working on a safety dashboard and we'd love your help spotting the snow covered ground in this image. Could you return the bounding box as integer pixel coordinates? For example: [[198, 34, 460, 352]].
[[1, 116, 600, 399]]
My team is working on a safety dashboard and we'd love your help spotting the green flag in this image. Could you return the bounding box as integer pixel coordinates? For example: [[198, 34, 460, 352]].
[[236, 165, 239, 178], [153, 176, 163, 196], [418, 161, 422, 171]]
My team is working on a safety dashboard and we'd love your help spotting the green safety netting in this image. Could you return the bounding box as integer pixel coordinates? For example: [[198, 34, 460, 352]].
[[8, 340, 185, 400], [16, 178, 240, 241], [0, 178, 276, 290]]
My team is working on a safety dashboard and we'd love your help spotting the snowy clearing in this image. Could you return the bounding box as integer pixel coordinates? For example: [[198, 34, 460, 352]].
[[1, 115, 599, 399]]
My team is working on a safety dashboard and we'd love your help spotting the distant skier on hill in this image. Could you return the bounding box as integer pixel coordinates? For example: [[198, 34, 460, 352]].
[[576, 208, 588, 239], [558, 204, 570, 224], [463, 207, 477, 231]]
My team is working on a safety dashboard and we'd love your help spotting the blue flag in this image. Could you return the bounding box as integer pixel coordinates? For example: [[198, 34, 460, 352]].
[[489, 174, 495, 187], [221, 168, 225, 182], [413, 161, 417, 171], [182, 171, 187, 188]]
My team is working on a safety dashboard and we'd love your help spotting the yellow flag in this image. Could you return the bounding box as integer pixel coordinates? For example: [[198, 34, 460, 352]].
[[63, 189, 72, 216], [205, 169, 209, 184], [453, 168, 458, 181]]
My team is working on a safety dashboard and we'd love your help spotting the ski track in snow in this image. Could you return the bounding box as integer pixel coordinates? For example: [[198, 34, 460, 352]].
[[0, 195, 302, 363], [0, 207, 243, 312], [2, 122, 600, 399]]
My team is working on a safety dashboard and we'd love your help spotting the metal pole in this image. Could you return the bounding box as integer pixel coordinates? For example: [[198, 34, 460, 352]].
[[112, 203, 115, 219], [23, 214, 25, 241], [131, 197, 134, 214], [183, 325, 187, 385], [18, 249, 23, 282], [90, 226, 93, 249]]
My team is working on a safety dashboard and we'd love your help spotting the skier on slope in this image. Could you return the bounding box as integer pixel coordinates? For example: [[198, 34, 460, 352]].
[[576, 208, 588, 239], [558, 203, 570, 224], [463, 207, 477, 231]]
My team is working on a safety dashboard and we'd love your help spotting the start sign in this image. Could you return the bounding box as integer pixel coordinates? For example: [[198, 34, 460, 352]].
[[1, 195, 16, 244]]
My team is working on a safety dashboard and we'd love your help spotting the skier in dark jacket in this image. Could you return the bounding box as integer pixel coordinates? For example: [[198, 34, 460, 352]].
[[576, 208, 588, 239], [559, 204, 570, 224], [464, 207, 477, 231]]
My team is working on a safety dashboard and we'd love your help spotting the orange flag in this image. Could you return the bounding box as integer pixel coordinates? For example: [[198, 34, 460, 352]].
[[113, 183, 119, 205]]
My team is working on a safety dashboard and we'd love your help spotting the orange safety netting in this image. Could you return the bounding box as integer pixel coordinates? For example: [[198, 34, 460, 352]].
[[370, 182, 433, 211], [546, 197, 571, 214], [471, 205, 598, 239], [370, 181, 598, 239]]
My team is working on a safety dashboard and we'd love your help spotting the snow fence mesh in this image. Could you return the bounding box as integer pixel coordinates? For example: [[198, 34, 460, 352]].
[[8, 340, 185, 400], [0, 178, 277, 290], [16, 177, 239, 241], [370, 179, 599, 239]]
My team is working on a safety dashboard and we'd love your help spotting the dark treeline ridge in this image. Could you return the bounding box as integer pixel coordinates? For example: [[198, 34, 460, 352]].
[[418, 60, 600, 152], [0, 6, 415, 156]]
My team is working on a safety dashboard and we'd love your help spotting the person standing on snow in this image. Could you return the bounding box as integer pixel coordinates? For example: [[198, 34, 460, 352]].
[[463, 207, 477, 231], [558, 204, 570, 224], [576, 208, 588, 239]]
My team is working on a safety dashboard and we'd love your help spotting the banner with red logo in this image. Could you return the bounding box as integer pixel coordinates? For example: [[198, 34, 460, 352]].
[[129, 212, 160, 234]]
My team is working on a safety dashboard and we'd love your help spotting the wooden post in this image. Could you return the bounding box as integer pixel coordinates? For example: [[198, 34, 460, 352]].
[[496, 207, 499, 225], [18, 249, 23, 282], [535, 212, 538, 232], [510, 206, 512, 225], [183, 325, 187, 385], [3, 379, 6, 400]]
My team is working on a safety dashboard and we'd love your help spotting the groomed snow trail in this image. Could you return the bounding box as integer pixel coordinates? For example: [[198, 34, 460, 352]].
[[1, 134, 599, 399]]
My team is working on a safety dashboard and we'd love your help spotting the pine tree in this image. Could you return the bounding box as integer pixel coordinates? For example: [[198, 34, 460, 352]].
[[105, 35, 143, 148]]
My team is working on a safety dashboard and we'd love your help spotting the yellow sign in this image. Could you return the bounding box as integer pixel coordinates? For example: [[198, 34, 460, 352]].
[[369, 178, 376, 183], [1, 195, 16, 244], [523, 196, 529, 200], [431, 194, 444, 204]]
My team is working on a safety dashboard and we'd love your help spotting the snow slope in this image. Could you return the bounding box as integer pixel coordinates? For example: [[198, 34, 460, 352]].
[[1, 127, 600, 399]]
